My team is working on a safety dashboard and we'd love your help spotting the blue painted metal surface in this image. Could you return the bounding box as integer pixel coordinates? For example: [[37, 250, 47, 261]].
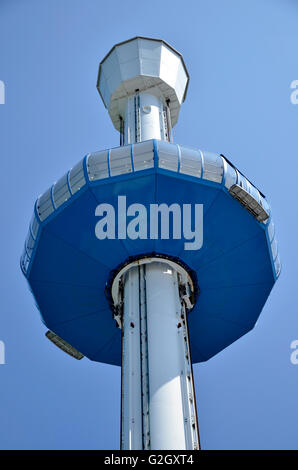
[[21, 140, 280, 365]]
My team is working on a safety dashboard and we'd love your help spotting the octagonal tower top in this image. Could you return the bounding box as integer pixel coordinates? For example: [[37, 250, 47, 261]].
[[97, 37, 189, 144]]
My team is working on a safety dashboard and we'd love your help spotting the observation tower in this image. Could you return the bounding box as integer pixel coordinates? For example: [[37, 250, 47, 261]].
[[21, 37, 280, 450]]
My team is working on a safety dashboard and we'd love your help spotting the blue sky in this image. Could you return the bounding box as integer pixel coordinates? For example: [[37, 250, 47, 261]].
[[0, 0, 297, 449]]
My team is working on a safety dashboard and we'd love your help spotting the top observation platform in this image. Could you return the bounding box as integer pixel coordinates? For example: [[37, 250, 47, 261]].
[[97, 37, 189, 142]]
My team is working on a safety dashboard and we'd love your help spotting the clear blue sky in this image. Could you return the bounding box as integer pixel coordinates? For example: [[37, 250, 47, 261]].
[[0, 0, 297, 449]]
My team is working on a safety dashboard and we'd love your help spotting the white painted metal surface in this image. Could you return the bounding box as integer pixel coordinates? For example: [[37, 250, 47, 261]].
[[139, 264, 150, 450], [119, 258, 199, 450], [121, 267, 143, 450], [145, 262, 187, 450]]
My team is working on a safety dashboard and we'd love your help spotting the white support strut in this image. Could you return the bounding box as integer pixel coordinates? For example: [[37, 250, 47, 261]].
[[115, 258, 199, 450]]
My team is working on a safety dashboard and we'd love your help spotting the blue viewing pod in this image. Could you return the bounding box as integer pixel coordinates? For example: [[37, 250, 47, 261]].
[[21, 139, 280, 365]]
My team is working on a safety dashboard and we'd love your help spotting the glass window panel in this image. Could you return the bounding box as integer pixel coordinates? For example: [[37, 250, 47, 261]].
[[246, 182, 261, 204], [69, 161, 86, 194], [37, 188, 54, 221], [157, 140, 178, 172], [21, 250, 30, 273], [133, 141, 154, 171], [30, 213, 39, 240], [53, 174, 71, 209], [236, 172, 250, 192], [179, 145, 202, 177], [87, 151, 109, 180], [110, 145, 132, 176], [202, 151, 223, 183], [268, 219, 275, 242], [260, 197, 270, 218], [25, 231, 35, 258], [274, 254, 281, 277], [271, 238, 278, 260]]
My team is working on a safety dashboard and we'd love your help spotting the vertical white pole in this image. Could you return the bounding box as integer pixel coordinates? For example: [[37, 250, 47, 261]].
[[145, 262, 187, 450], [139, 265, 150, 449]]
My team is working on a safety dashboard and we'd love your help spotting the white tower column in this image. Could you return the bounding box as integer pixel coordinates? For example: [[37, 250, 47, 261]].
[[145, 262, 187, 450], [114, 258, 199, 450]]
